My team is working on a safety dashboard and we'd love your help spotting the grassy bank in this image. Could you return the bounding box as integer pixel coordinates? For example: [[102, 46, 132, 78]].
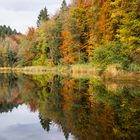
[[0, 64, 140, 81]]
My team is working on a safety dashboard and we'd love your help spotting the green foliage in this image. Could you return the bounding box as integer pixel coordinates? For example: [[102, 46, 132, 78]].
[[7, 49, 17, 67], [37, 7, 49, 27], [93, 42, 132, 70], [45, 19, 62, 65], [0, 25, 17, 38], [0, 0, 139, 71], [116, 0, 140, 51]]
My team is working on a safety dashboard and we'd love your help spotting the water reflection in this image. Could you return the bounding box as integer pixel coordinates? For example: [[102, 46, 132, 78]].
[[0, 73, 140, 140], [0, 105, 73, 140]]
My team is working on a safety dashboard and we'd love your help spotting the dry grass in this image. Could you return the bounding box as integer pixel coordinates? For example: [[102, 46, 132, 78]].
[[103, 65, 140, 82], [0, 65, 140, 82], [71, 64, 97, 75]]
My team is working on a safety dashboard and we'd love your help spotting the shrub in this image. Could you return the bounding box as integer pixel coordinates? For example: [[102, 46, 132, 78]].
[[93, 41, 132, 70]]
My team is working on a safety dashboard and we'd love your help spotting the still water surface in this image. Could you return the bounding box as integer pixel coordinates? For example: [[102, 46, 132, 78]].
[[0, 105, 73, 140], [0, 73, 140, 140]]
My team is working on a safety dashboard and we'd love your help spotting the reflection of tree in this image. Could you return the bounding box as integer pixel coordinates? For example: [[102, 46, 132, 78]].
[[92, 81, 140, 140], [0, 73, 21, 113], [7, 73, 18, 89], [39, 113, 51, 132], [0, 73, 17, 89], [1, 73, 140, 140], [62, 125, 69, 140], [112, 88, 140, 139], [0, 102, 18, 113], [32, 76, 140, 140]]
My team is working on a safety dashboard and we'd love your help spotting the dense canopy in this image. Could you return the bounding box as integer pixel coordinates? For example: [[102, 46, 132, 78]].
[[0, 0, 140, 71]]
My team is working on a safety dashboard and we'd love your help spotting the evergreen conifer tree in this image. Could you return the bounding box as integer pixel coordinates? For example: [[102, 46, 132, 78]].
[[37, 7, 49, 27]]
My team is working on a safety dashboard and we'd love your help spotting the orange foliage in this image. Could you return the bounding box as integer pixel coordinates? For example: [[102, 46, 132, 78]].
[[26, 27, 36, 41], [61, 30, 76, 64], [61, 79, 76, 110], [97, 0, 112, 41]]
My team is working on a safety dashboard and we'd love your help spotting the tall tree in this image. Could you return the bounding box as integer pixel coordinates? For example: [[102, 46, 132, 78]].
[[37, 7, 49, 27], [61, 0, 67, 12]]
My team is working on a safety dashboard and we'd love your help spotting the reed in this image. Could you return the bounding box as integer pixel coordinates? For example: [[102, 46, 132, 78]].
[[0, 65, 140, 82]]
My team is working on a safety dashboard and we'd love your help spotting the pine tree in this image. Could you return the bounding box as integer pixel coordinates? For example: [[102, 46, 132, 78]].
[[37, 7, 49, 27], [0, 25, 17, 38], [61, 0, 67, 12]]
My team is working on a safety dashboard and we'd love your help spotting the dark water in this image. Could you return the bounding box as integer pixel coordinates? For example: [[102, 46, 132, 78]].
[[0, 73, 140, 140]]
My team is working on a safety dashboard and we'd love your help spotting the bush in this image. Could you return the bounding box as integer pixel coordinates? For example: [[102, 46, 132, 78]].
[[93, 41, 132, 70], [127, 64, 140, 72]]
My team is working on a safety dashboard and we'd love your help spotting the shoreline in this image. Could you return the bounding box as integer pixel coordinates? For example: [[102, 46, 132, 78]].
[[0, 66, 140, 82]]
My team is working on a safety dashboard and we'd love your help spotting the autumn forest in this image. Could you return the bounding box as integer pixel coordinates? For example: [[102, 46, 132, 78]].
[[0, 0, 140, 71]]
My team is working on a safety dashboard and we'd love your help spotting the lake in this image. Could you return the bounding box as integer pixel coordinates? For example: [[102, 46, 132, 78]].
[[0, 73, 140, 140]]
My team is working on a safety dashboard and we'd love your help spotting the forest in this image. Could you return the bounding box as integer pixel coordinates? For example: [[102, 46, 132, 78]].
[[0, 0, 140, 72]]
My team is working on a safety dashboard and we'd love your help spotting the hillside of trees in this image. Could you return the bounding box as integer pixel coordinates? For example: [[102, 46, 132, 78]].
[[0, 25, 17, 38], [0, 0, 140, 71], [0, 25, 22, 67]]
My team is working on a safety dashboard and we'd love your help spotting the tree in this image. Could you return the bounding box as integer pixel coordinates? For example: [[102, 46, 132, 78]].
[[7, 49, 17, 67], [0, 25, 17, 38], [37, 7, 49, 27], [116, 0, 140, 52], [17, 27, 36, 66], [61, 0, 67, 12], [13, 0, 140, 70]]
